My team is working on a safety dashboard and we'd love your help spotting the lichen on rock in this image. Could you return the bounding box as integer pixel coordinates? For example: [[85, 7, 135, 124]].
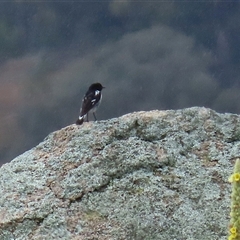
[[0, 107, 238, 239]]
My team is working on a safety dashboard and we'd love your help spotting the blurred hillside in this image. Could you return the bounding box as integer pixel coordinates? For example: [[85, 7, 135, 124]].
[[1, 2, 240, 164]]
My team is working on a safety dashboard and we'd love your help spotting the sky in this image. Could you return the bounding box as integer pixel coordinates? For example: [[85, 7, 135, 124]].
[[0, 2, 240, 164]]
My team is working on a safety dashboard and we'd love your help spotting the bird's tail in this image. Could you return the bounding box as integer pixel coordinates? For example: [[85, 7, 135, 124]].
[[76, 116, 84, 125]]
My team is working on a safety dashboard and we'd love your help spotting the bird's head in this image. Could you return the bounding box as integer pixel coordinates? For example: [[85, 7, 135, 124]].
[[89, 83, 105, 91]]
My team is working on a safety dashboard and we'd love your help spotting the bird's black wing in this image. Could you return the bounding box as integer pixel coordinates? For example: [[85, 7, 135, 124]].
[[80, 90, 101, 116]]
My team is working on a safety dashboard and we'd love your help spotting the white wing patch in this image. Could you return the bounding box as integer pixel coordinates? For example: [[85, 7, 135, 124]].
[[95, 90, 100, 96]]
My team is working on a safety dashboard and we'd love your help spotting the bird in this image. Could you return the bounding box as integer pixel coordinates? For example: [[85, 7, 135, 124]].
[[76, 83, 104, 125]]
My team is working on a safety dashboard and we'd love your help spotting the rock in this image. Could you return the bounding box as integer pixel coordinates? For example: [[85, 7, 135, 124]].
[[0, 107, 238, 240]]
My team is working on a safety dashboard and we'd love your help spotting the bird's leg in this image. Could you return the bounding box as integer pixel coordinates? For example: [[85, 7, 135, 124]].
[[93, 112, 97, 121], [87, 113, 89, 122]]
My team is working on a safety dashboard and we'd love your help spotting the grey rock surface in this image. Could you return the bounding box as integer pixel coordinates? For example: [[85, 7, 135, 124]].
[[0, 107, 238, 240]]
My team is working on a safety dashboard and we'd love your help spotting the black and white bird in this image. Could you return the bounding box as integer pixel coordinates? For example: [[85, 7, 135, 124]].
[[76, 83, 104, 125]]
